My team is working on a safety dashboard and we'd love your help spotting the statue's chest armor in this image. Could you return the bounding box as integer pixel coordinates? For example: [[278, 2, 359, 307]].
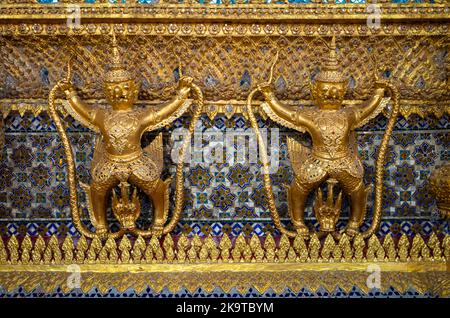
[[312, 111, 348, 156], [104, 111, 140, 151]]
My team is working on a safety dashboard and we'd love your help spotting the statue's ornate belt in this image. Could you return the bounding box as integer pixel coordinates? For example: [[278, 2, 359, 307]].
[[104, 149, 143, 163], [312, 150, 351, 160]]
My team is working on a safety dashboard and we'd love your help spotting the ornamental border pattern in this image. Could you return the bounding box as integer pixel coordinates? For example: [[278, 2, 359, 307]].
[[0, 4, 448, 23], [1, 99, 449, 120], [0, 265, 448, 296], [0, 232, 448, 267], [1, 220, 448, 238], [0, 231, 448, 296], [0, 4, 449, 36], [0, 286, 440, 298], [0, 22, 449, 37]]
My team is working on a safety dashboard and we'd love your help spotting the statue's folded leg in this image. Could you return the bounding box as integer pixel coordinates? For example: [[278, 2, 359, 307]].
[[149, 179, 171, 233], [335, 171, 369, 237], [288, 177, 325, 235], [129, 175, 170, 236], [90, 176, 120, 235]]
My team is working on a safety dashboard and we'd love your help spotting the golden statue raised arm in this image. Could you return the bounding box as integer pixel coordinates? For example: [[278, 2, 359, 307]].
[[49, 35, 203, 239], [247, 36, 399, 238]]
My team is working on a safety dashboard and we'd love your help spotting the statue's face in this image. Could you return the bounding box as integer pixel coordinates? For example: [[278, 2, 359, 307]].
[[104, 80, 139, 111], [312, 81, 347, 110]]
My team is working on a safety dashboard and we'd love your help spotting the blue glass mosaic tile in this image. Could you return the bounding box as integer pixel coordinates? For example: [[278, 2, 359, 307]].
[[0, 285, 438, 298], [0, 219, 447, 238], [1, 114, 448, 229]]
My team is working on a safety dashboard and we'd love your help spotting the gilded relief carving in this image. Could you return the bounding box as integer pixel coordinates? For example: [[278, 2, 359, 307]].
[[48, 33, 204, 239], [247, 37, 400, 238], [429, 163, 450, 219], [0, 35, 448, 119], [0, 1, 448, 298]]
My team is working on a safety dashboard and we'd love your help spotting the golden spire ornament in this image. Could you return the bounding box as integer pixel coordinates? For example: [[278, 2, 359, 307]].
[[105, 32, 133, 83], [315, 36, 347, 84]]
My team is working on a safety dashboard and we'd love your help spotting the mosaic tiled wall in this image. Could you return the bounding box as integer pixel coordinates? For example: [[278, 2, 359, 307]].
[[0, 111, 448, 238], [0, 286, 439, 298], [34, 0, 440, 5]]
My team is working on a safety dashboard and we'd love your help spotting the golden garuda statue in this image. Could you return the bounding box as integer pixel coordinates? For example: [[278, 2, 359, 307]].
[[246, 36, 400, 239], [48, 35, 204, 239]]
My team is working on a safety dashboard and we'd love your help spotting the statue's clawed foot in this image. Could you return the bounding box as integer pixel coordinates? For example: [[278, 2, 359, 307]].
[[96, 226, 109, 240], [293, 220, 309, 237], [344, 223, 360, 238], [151, 223, 164, 237]]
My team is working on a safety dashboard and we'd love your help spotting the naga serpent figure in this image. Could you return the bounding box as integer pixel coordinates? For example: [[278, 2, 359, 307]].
[[247, 37, 399, 238], [48, 35, 203, 239]]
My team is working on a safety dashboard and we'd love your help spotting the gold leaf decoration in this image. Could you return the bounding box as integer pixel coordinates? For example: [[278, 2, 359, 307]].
[[0, 238, 7, 264], [321, 234, 335, 261], [44, 235, 61, 264], [398, 234, 410, 262], [62, 236, 74, 264], [293, 234, 308, 262], [176, 233, 189, 263], [426, 233, 442, 261], [353, 234, 365, 262], [411, 235, 425, 262], [0, 233, 446, 265], [232, 233, 246, 262], [32, 236, 45, 265], [277, 234, 290, 262], [338, 234, 352, 262], [119, 236, 132, 263], [264, 234, 276, 262], [87, 236, 102, 264], [20, 235, 32, 265], [250, 235, 264, 263], [309, 233, 320, 262], [131, 236, 146, 264], [76, 236, 88, 264], [382, 234, 397, 262], [163, 235, 175, 263], [219, 235, 232, 262]]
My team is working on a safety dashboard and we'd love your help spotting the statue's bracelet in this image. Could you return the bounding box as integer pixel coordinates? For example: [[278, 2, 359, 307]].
[[65, 89, 77, 99]]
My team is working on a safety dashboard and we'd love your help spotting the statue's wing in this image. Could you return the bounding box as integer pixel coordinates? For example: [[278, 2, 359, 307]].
[[143, 132, 164, 176], [286, 136, 310, 176], [60, 100, 100, 133], [260, 102, 307, 134], [143, 99, 193, 133], [353, 97, 391, 129], [91, 134, 105, 169], [348, 131, 358, 154]]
